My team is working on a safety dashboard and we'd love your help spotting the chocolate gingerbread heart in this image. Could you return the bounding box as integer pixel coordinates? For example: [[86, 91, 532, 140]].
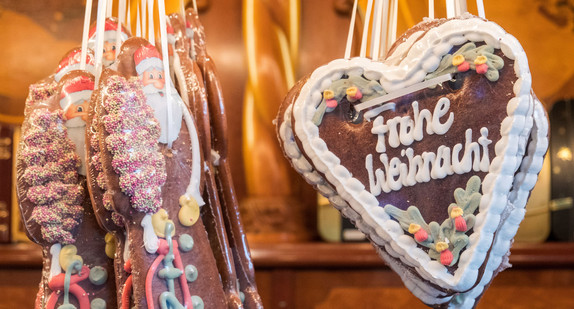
[[277, 15, 547, 307]]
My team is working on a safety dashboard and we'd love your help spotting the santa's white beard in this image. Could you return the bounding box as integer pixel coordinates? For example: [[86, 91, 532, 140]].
[[65, 124, 87, 176], [103, 58, 114, 67], [144, 90, 183, 145]]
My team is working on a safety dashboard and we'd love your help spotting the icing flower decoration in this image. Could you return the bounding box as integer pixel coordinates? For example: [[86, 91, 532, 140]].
[[346, 86, 362, 102], [323, 89, 338, 109], [452, 54, 470, 72], [450, 206, 468, 232], [474, 55, 489, 74], [408, 223, 428, 242], [436, 241, 453, 266]]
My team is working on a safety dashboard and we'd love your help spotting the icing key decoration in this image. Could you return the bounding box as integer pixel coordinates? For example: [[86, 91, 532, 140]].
[[101, 75, 166, 213], [146, 222, 193, 309], [20, 109, 83, 244], [47, 257, 89, 309]]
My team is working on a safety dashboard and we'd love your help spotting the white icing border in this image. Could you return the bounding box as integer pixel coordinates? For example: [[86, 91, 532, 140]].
[[287, 16, 534, 292], [451, 98, 547, 308]]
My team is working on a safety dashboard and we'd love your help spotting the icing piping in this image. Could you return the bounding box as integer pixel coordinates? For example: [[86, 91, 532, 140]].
[[311, 42, 504, 126], [47, 261, 89, 309], [145, 222, 193, 309], [104, 233, 116, 259], [121, 260, 133, 309], [384, 176, 482, 266], [288, 15, 533, 291], [425, 42, 504, 82], [141, 214, 159, 254], [49, 244, 62, 280]]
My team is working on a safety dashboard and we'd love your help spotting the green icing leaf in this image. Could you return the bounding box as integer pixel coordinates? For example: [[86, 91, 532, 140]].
[[384, 176, 482, 267]]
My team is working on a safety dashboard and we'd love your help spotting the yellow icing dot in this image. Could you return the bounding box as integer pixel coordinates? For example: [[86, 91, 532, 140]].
[[346, 86, 358, 97], [152, 209, 176, 238], [474, 55, 487, 65], [178, 195, 200, 227], [323, 89, 335, 100], [452, 54, 465, 66], [104, 233, 116, 259], [436, 241, 449, 252], [450, 207, 464, 218], [60, 244, 83, 271], [408, 223, 421, 234]]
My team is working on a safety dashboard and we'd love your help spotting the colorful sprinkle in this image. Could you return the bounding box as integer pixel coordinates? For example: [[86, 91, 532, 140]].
[[101, 76, 166, 214], [22, 108, 84, 245]]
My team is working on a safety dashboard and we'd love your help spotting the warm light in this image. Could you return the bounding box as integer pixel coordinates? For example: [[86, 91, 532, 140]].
[[557, 146, 572, 161]]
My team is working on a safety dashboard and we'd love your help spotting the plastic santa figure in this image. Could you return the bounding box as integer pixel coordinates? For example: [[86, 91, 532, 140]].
[[59, 75, 94, 176], [88, 19, 130, 67], [134, 44, 183, 145]]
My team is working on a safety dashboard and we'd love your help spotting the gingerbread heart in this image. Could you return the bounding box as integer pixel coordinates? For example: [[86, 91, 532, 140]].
[[277, 15, 547, 307]]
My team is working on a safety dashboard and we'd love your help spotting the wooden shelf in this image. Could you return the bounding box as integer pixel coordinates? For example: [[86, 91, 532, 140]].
[[2, 241, 574, 269]]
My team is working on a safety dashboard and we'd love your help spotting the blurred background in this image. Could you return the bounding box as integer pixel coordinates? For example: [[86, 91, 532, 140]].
[[1, 0, 574, 308]]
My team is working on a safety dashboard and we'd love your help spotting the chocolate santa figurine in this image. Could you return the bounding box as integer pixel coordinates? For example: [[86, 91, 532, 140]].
[[134, 44, 183, 145], [96, 38, 231, 308], [88, 18, 131, 67], [17, 72, 116, 309]]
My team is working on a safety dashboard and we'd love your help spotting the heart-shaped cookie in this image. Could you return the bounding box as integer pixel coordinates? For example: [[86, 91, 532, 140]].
[[277, 14, 547, 307]]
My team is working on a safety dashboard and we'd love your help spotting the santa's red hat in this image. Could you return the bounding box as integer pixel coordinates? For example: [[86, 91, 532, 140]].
[[88, 18, 130, 44], [134, 45, 164, 75], [59, 76, 94, 110], [55, 48, 96, 82]]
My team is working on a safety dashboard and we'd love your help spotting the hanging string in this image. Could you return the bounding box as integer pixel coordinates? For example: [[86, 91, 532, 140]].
[[192, 0, 198, 13], [378, 0, 390, 59], [179, 0, 185, 17], [455, 0, 467, 16], [126, 0, 132, 32], [446, 0, 455, 18], [136, 1, 142, 37], [141, 0, 147, 40], [157, 0, 172, 148], [94, 0, 108, 84], [147, 0, 155, 45], [371, 0, 388, 60], [115, 0, 127, 60], [428, 0, 434, 19], [359, 0, 374, 58], [344, 0, 358, 59], [386, 0, 398, 54], [80, 0, 93, 71], [476, 0, 485, 18], [106, 0, 113, 17]]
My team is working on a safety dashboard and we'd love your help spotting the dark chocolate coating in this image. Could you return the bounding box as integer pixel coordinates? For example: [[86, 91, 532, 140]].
[[17, 71, 117, 308]]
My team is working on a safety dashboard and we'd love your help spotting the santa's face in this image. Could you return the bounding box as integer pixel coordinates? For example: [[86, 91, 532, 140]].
[[64, 100, 89, 123], [141, 69, 166, 90], [103, 41, 117, 61]]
